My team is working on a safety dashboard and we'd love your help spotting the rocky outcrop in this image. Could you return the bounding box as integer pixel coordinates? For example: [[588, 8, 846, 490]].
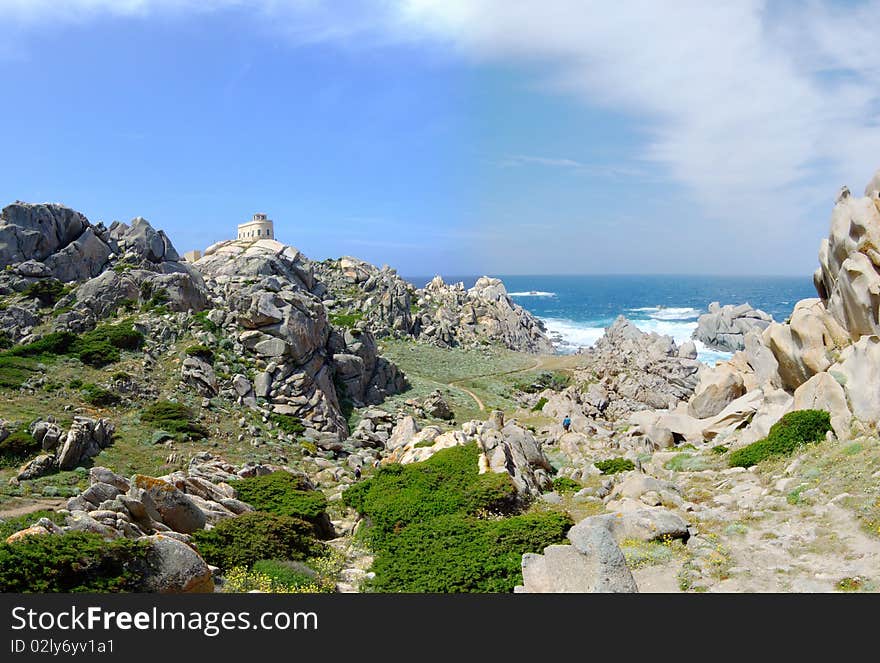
[[517, 517, 639, 593], [194, 240, 406, 436], [314, 258, 554, 353], [573, 316, 701, 419], [417, 276, 554, 353], [693, 302, 773, 352], [384, 411, 553, 496], [16, 417, 115, 480]]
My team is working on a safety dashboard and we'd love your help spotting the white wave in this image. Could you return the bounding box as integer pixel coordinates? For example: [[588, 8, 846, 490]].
[[646, 307, 702, 321], [509, 291, 556, 297], [541, 316, 732, 365]]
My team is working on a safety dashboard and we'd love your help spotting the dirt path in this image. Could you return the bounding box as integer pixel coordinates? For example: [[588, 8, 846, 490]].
[[446, 356, 551, 412], [0, 498, 66, 520]]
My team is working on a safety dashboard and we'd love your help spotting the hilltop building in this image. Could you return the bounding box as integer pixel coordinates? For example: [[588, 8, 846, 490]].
[[238, 213, 274, 240]]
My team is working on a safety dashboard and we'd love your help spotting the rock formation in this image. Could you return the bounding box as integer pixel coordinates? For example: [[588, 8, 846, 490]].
[[693, 302, 773, 352]]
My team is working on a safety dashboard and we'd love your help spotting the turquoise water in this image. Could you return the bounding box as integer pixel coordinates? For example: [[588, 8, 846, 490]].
[[407, 274, 816, 363]]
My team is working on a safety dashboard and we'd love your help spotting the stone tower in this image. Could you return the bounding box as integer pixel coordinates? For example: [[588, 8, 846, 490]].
[[237, 213, 274, 240]]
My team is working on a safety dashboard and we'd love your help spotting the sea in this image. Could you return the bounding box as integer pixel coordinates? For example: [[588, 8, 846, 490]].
[[405, 274, 816, 365]]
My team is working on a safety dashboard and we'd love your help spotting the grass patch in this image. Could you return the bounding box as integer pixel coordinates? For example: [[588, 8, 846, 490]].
[[551, 477, 581, 495], [729, 410, 831, 468], [185, 344, 214, 363], [532, 397, 548, 412], [269, 413, 306, 436], [329, 312, 364, 329], [594, 458, 635, 475]]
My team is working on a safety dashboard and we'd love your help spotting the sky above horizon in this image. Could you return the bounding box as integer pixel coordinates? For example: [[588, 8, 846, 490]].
[[1, 1, 879, 277]]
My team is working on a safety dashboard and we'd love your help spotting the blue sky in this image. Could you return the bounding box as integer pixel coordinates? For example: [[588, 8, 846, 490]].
[[1, 1, 879, 277]]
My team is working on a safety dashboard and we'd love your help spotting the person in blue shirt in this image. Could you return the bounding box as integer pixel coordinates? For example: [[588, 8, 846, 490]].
[[562, 415, 571, 432]]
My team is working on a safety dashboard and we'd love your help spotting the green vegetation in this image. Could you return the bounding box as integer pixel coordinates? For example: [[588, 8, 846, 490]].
[[0, 532, 150, 592], [665, 453, 710, 472], [0, 320, 144, 373], [81, 383, 121, 408], [551, 476, 581, 495], [329, 311, 364, 329], [269, 413, 306, 436], [0, 510, 65, 540], [140, 282, 170, 313], [140, 400, 208, 440], [532, 397, 549, 412], [0, 429, 39, 468], [711, 444, 729, 455], [22, 279, 66, 307], [343, 443, 572, 592], [728, 410, 831, 468], [231, 471, 332, 538], [594, 457, 635, 475], [192, 512, 326, 571], [185, 344, 214, 363], [0, 356, 41, 389], [192, 311, 220, 334], [514, 371, 571, 394]]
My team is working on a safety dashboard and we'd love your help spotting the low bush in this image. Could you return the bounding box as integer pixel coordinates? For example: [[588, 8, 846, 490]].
[[551, 477, 581, 494], [0, 532, 150, 592], [0, 429, 39, 467], [0, 321, 144, 369], [76, 339, 120, 368], [232, 472, 333, 539], [514, 371, 571, 394], [594, 458, 636, 475], [343, 443, 569, 592], [192, 512, 325, 571], [343, 444, 520, 546], [0, 510, 65, 540], [5, 331, 78, 358], [368, 511, 572, 593], [140, 400, 208, 440], [532, 397, 549, 412], [81, 383, 121, 407], [22, 279, 65, 307], [270, 413, 306, 436], [728, 410, 831, 468], [192, 311, 220, 334], [185, 344, 214, 363]]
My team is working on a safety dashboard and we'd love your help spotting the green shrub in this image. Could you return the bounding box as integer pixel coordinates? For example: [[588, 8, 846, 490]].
[[728, 410, 831, 468], [5, 331, 78, 358], [0, 510, 65, 540], [68, 378, 83, 389], [22, 279, 65, 307], [185, 344, 214, 363], [532, 397, 549, 412], [232, 472, 333, 539], [76, 339, 120, 367], [342, 443, 566, 592], [80, 320, 144, 352], [192, 311, 220, 334], [0, 429, 39, 467], [514, 371, 571, 394], [329, 312, 364, 329], [82, 383, 121, 407], [551, 477, 581, 494], [140, 400, 208, 440], [711, 444, 729, 455], [413, 439, 435, 449], [270, 413, 306, 436], [368, 511, 572, 593], [594, 458, 636, 475], [192, 512, 325, 571], [0, 532, 150, 592], [343, 444, 520, 546], [140, 283, 170, 312]]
